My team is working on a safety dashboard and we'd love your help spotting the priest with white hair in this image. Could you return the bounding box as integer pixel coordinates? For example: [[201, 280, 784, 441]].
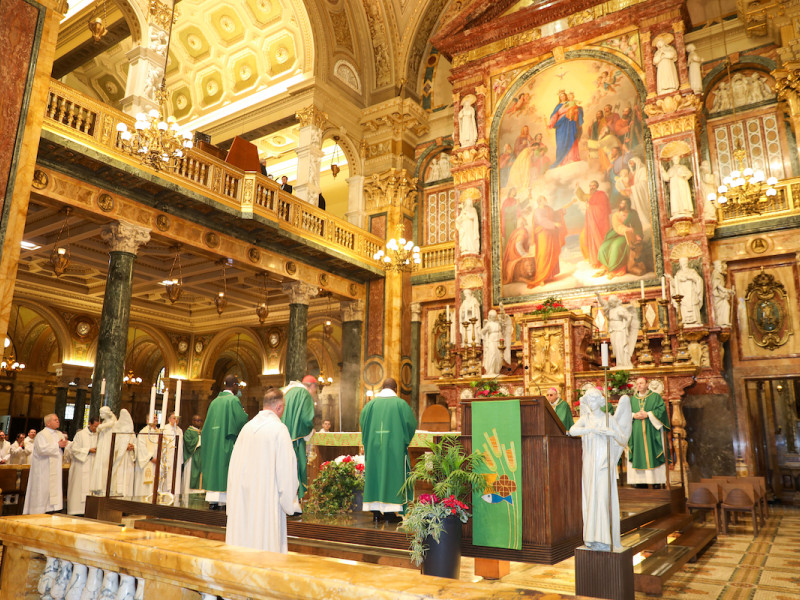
[[67, 416, 99, 515], [23, 414, 68, 514], [226, 387, 298, 553]]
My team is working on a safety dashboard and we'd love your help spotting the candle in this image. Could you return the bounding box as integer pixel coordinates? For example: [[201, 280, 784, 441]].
[[149, 385, 156, 423], [661, 276, 666, 300], [446, 305, 450, 321], [640, 280, 645, 299], [175, 379, 182, 418], [601, 342, 609, 368], [161, 389, 169, 428], [100, 378, 106, 396]]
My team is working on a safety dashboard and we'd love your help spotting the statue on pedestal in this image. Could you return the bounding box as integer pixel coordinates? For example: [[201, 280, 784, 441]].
[[667, 257, 704, 326], [711, 260, 735, 327], [595, 293, 639, 368], [458, 289, 482, 345], [455, 190, 481, 256], [653, 36, 679, 95], [699, 160, 718, 222], [458, 97, 478, 147], [569, 388, 632, 551], [481, 310, 504, 377], [660, 155, 694, 219], [685, 44, 703, 94]]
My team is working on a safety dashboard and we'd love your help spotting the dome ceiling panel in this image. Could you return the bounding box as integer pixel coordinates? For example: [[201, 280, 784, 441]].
[[178, 25, 212, 60], [265, 33, 297, 76], [171, 85, 194, 119], [199, 69, 225, 107], [209, 7, 246, 46], [231, 52, 260, 94]]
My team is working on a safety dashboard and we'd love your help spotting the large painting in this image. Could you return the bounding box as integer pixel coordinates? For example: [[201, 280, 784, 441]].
[[493, 57, 658, 301]]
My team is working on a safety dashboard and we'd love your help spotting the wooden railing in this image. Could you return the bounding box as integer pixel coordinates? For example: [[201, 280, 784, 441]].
[[42, 80, 385, 266], [418, 241, 455, 274]]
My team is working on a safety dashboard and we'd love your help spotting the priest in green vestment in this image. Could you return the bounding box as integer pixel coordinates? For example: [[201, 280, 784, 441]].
[[281, 376, 316, 503], [360, 377, 417, 522], [183, 414, 203, 492], [627, 377, 670, 486], [201, 376, 249, 507], [546, 387, 574, 429]]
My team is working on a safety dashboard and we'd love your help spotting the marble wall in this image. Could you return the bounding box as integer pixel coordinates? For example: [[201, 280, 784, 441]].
[[683, 393, 737, 480]]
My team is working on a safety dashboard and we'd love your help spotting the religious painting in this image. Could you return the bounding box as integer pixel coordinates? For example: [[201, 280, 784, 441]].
[[493, 56, 657, 302], [596, 31, 642, 66], [745, 270, 793, 350]]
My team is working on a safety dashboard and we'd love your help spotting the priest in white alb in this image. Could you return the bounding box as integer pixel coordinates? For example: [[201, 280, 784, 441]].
[[112, 409, 137, 496], [23, 414, 68, 514], [67, 417, 99, 515], [161, 412, 183, 493], [226, 387, 298, 553], [134, 416, 160, 498]]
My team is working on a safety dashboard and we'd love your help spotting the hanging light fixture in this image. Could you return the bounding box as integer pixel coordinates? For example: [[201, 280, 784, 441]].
[[256, 273, 269, 324], [707, 8, 778, 216], [115, 2, 194, 171], [50, 207, 72, 277], [215, 260, 228, 316], [330, 135, 341, 179], [1, 305, 26, 375], [87, 0, 108, 41], [317, 294, 334, 390], [373, 223, 421, 272], [122, 329, 143, 385], [163, 246, 183, 303]]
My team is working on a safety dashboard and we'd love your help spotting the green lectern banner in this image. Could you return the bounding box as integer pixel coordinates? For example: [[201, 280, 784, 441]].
[[471, 399, 522, 550]]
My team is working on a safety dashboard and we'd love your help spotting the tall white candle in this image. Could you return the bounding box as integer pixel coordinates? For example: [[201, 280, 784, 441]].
[[175, 379, 182, 418], [149, 385, 156, 423], [160, 389, 169, 428], [640, 280, 645, 299], [100, 378, 106, 396], [446, 305, 450, 321], [601, 342, 609, 368], [661, 276, 666, 300]]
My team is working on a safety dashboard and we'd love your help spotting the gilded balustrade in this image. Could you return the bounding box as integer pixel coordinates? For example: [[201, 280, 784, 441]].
[[41, 80, 385, 266], [716, 175, 800, 224], [418, 241, 455, 274]]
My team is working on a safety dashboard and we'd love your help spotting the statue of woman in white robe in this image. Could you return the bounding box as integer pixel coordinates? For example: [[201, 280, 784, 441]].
[[653, 39, 679, 95], [455, 195, 481, 255], [569, 389, 632, 551], [480, 310, 504, 377], [685, 43, 703, 94], [711, 260, 735, 327], [668, 257, 704, 326], [89, 407, 117, 495], [458, 99, 478, 147], [660, 155, 694, 218]]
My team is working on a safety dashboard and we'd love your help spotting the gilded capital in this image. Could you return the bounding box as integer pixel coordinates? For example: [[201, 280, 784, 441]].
[[363, 168, 418, 212], [410, 302, 422, 322], [296, 105, 328, 129], [282, 281, 319, 305], [340, 299, 365, 322], [101, 221, 151, 255]]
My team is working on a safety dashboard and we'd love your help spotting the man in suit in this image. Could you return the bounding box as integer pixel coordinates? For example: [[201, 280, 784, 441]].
[[280, 176, 292, 193]]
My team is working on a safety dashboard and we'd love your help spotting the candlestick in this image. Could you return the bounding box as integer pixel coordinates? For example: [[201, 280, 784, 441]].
[[601, 342, 609, 367], [149, 385, 156, 423], [160, 389, 169, 427], [175, 379, 182, 418], [661, 276, 666, 300]]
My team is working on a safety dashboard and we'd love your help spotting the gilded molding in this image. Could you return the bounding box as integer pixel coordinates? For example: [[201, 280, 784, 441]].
[[363, 168, 418, 212], [647, 114, 698, 138], [453, 166, 488, 184], [644, 93, 701, 117], [295, 105, 328, 129]]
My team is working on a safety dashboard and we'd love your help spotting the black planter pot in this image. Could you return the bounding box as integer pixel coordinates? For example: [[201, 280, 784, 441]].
[[421, 514, 462, 579], [350, 490, 363, 512]]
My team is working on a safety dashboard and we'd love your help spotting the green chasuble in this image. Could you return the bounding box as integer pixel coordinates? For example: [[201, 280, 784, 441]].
[[200, 391, 248, 492], [183, 426, 202, 489], [360, 392, 417, 507], [628, 391, 670, 469], [552, 399, 574, 429], [281, 383, 315, 500]]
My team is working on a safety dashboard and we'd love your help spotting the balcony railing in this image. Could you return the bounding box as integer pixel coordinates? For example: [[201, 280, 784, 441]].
[[42, 80, 385, 267], [716, 175, 800, 225], [417, 241, 455, 274]]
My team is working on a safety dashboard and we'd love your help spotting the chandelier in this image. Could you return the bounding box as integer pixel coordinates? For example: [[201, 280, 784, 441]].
[[256, 273, 269, 324], [115, 3, 193, 171], [50, 207, 72, 277], [330, 136, 341, 179], [163, 246, 183, 303], [373, 223, 421, 272]]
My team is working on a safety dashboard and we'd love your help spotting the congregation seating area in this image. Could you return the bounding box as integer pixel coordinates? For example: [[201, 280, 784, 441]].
[[687, 476, 767, 538]]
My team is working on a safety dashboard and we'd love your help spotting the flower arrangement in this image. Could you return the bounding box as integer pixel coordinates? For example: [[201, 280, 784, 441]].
[[305, 454, 365, 515], [526, 297, 567, 317], [470, 378, 509, 398], [607, 370, 633, 396], [399, 435, 485, 565]]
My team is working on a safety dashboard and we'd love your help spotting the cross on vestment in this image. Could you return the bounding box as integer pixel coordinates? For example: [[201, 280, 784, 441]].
[[376, 421, 391, 446]]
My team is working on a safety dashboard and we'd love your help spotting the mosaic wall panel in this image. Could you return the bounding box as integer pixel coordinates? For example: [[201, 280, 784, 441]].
[[424, 187, 456, 245]]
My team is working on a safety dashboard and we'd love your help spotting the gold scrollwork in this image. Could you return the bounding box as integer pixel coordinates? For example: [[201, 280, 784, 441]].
[[745, 270, 793, 350], [295, 105, 328, 129], [644, 93, 701, 117], [319, 273, 329, 286]]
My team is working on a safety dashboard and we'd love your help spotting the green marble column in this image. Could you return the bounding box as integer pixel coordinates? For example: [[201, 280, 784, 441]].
[[283, 282, 318, 385], [410, 302, 421, 418], [90, 222, 150, 417], [70, 387, 88, 438], [340, 300, 364, 432], [53, 385, 68, 425]]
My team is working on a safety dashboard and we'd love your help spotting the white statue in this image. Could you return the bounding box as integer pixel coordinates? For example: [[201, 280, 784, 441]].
[[148, 27, 167, 56], [712, 81, 732, 112], [569, 389, 632, 551], [66, 563, 88, 600], [498, 303, 514, 365], [51, 560, 74, 599], [80, 566, 104, 600], [116, 575, 136, 600], [90, 406, 117, 494], [667, 257, 704, 326], [653, 38, 679, 95], [458, 99, 478, 147], [458, 289, 482, 345], [685, 43, 703, 94], [39, 557, 61, 596], [746, 72, 765, 103], [596, 293, 640, 369], [428, 156, 442, 182], [731, 73, 748, 106], [143, 68, 163, 102], [711, 260, 735, 328], [699, 160, 718, 222], [481, 310, 504, 377], [437, 153, 451, 179], [98, 571, 119, 600], [133, 579, 144, 600], [660, 155, 694, 219], [455, 193, 481, 255]]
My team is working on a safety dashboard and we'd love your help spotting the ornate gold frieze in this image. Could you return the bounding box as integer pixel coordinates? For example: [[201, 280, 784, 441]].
[[295, 105, 328, 129], [644, 93, 702, 117], [450, 145, 489, 167], [453, 166, 488, 184], [363, 168, 418, 212], [647, 114, 698, 138], [148, 0, 175, 30]]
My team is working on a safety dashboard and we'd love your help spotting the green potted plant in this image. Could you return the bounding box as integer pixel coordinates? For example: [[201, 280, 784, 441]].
[[305, 455, 365, 516], [399, 435, 484, 578]]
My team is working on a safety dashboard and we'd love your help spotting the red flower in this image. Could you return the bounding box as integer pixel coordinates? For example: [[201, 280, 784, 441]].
[[627, 383, 633, 388], [356, 463, 365, 472], [342, 455, 353, 463], [536, 304, 544, 311]]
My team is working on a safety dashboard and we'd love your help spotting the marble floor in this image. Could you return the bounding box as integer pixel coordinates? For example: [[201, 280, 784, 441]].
[[465, 506, 800, 599]]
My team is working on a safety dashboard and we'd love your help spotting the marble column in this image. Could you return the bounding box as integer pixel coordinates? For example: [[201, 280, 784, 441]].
[[340, 300, 364, 432], [53, 383, 68, 427], [345, 174, 365, 226], [293, 106, 326, 204], [53, 362, 93, 436], [0, 0, 65, 343], [120, 45, 166, 117], [410, 302, 422, 417], [71, 387, 89, 438], [282, 281, 318, 384], [90, 222, 151, 417]]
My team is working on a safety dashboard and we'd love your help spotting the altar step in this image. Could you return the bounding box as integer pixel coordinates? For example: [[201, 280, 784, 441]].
[[623, 512, 717, 596], [134, 518, 414, 568]]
